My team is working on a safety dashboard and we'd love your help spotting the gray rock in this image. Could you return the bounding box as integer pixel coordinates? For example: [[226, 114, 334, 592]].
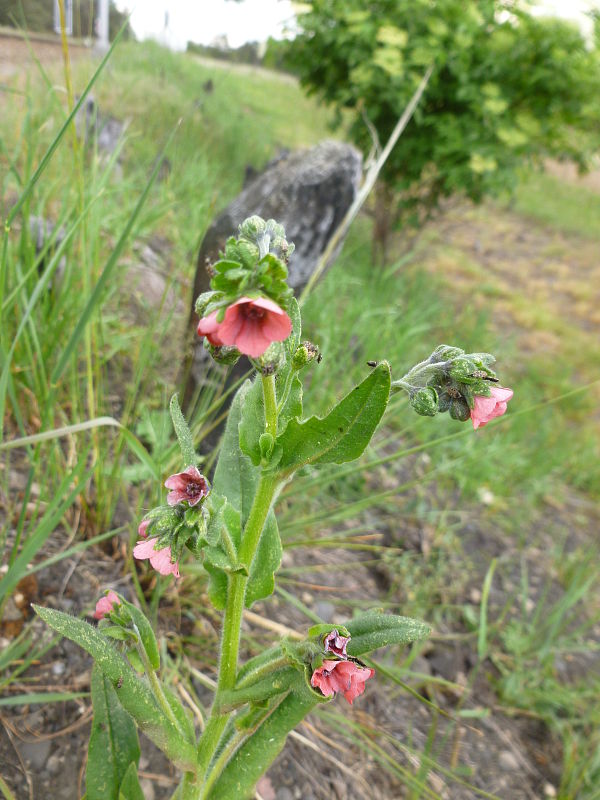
[[45, 753, 62, 775], [276, 789, 294, 800], [20, 739, 51, 770], [314, 601, 335, 621], [75, 93, 126, 157], [29, 215, 67, 287], [498, 750, 520, 771]]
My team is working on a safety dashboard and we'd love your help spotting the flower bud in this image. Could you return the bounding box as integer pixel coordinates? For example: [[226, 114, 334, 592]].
[[250, 340, 286, 376], [195, 290, 222, 318], [292, 341, 321, 370], [205, 341, 241, 366], [236, 239, 260, 268], [449, 397, 470, 421], [430, 344, 464, 363], [239, 215, 267, 240], [410, 387, 438, 417]]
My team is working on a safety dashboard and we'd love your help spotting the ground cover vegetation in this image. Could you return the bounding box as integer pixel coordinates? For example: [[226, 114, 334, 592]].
[[0, 20, 599, 800]]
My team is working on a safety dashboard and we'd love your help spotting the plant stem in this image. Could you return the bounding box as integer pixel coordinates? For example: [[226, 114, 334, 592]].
[[196, 375, 280, 792], [262, 374, 277, 438]]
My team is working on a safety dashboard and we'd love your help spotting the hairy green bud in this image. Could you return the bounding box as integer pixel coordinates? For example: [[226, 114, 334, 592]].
[[292, 340, 321, 370], [449, 397, 470, 422], [251, 341, 286, 376], [410, 387, 439, 417]]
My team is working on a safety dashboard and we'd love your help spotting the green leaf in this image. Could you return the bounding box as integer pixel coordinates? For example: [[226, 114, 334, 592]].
[[345, 613, 431, 657], [33, 606, 196, 771], [118, 763, 145, 800], [275, 363, 391, 475], [169, 394, 197, 467], [207, 685, 317, 800], [121, 602, 160, 672], [238, 378, 264, 467], [277, 374, 303, 436], [86, 665, 140, 800], [246, 514, 281, 608]]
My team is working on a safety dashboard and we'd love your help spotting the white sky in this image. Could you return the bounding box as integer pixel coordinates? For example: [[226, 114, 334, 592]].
[[116, 1, 599, 52]]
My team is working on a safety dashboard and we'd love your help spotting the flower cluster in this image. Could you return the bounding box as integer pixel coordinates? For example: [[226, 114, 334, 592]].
[[195, 216, 295, 360], [393, 345, 513, 430], [310, 628, 375, 705], [133, 467, 210, 578]]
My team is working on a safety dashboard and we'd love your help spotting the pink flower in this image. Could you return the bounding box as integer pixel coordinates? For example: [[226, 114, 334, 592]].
[[94, 590, 120, 620], [471, 386, 514, 430], [197, 296, 292, 358], [311, 660, 375, 705], [138, 519, 151, 538], [133, 537, 180, 578], [323, 629, 350, 657], [164, 466, 210, 507]]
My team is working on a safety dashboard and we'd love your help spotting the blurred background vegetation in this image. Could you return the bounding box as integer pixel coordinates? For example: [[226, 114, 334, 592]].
[[1, 1, 599, 798]]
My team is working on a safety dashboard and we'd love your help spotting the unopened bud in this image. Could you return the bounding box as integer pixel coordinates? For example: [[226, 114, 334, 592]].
[[239, 215, 267, 239], [410, 387, 439, 417], [195, 290, 222, 318], [251, 341, 286, 376], [430, 344, 464, 362], [449, 397, 470, 422], [205, 342, 241, 366], [292, 341, 321, 370]]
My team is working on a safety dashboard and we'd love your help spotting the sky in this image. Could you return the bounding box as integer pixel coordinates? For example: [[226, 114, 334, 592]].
[[116, 0, 599, 52]]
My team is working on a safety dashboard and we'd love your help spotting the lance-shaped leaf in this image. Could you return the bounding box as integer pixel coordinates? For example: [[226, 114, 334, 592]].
[[208, 384, 282, 609], [169, 394, 198, 467], [86, 664, 140, 800], [214, 666, 300, 713], [238, 378, 264, 467], [345, 612, 431, 657], [118, 763, 145, 800], [33, 606, 196, 771], [121, 601, 160, 672], [275, 363, 391, 475]]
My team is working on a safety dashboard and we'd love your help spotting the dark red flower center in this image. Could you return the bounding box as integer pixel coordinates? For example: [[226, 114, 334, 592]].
[[186, 481, 204, 497], [242, 304, 266, 321]]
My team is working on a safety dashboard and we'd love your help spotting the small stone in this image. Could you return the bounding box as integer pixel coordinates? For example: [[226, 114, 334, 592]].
[[20, 740, 52, 770], [525, 598, 535, 614], [139, 756, 149, 770], [52, 662, 66, 676], [276, 789, 294, 800], [46, 754, 62, 775], [470, 588, 482, 604], [498, 750, 519, 771], [301, 592, 314, 606], [139, 778, 155, 800], [544, 783, 557, 797]]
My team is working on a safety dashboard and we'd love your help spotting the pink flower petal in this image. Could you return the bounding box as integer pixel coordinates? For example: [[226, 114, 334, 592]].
[[260, 312, 292, 341], [149, 546, 180, 577], [310, 660, 374, 704], [138, 519, 151, 538], [197, 311, 225, 345], [471, 385, 513, 430], [133, 537, 160, 559], [164, 466, 209, 506]]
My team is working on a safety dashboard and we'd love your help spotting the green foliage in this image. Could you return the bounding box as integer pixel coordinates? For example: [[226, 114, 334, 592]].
[[291, 0, 600, 224], [206, 384, 281, 609], [33, 606, 196, 771], [0, 0, 132, 40], [86, 665, 141, 800], [345, 613, 431, 656], [275, 362, 391, 474]]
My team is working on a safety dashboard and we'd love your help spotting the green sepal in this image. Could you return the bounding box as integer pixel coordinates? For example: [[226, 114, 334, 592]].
[[450, 396, 471, 420], [430, 344, 464, 362], [86, 664, 140, 800], [307, 623, 351, 640], [344, 612, 431, 657], [448, 357, 477, 382], [121, 601, 160, 671], [118, 763, 145, 800], [33, 606, 197, 771], [169, 394, 198, 468], [214, 667, 300, 713], [99, 624, 138, 643], [275, 363, 391, 475]]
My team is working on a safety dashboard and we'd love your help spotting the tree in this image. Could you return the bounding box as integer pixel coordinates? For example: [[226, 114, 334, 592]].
[[290, 0, 600, 259]]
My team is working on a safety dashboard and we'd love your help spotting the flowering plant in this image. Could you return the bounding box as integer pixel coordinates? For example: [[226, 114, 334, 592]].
[[35, 216, 512, 799]]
